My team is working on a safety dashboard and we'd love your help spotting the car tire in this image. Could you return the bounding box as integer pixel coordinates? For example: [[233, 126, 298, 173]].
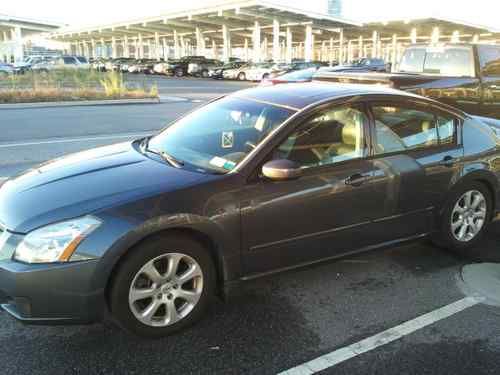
[[174, 68, 184, 77], [238, 72, 246, 81], [262, 73, 269, 80], [432, 181, 492, 257], [109, 233, 216, 338], [201, 70, 209, 78]]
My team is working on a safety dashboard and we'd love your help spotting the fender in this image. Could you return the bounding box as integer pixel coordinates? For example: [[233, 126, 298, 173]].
[[89, 212, 241, 296]]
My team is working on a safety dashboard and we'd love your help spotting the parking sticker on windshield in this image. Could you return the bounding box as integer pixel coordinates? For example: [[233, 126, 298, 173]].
[[222, 132, 234, 148], [210, 157, 236, 171]]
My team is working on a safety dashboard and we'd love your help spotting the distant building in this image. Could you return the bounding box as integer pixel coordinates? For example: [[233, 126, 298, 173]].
[[327, 0, 343, 17], [0, 14, 61, 63]]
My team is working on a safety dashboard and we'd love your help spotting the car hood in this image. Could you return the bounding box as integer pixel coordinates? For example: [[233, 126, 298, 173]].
[[0, 142, 208, 233]]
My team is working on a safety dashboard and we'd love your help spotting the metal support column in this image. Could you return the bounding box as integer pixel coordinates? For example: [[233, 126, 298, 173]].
[[253, 21, 261, 62], [286, 27, 293, 63], [304, 24, 313, 62], [222, 24, 231, 62], [272, 19, 280, 62]]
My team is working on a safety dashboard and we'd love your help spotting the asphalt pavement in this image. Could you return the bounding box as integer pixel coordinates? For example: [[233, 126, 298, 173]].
[[0, 76, 499, 375]]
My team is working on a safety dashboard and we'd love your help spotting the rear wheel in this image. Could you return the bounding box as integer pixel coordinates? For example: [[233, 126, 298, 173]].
[[109, 234, 216, 338], [201, 69, 209, 78], [433, 181, 492, 257], [238, 72, 246, 81], [174, 68, 184, 77]]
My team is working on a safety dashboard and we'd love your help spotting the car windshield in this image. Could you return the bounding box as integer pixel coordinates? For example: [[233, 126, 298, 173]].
[[147, 97, 295, 173]]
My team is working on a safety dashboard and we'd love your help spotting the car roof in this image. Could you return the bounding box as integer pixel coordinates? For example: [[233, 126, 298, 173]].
[[233, 82, 427, 111]]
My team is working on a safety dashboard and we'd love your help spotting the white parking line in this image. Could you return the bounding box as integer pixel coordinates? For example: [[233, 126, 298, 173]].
[[0, 132, 153, 149], [278, 296, 482, 375]]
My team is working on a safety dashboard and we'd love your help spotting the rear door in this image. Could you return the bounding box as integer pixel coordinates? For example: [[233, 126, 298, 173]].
[[366, 100, 463, 243]]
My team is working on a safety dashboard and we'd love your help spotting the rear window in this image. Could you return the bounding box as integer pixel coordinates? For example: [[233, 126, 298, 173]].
[[478, 45, 500, 76], [399, 46, 474, 77], [399, 49, 426, 73]]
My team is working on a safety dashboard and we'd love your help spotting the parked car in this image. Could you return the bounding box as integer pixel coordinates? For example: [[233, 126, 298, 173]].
[[142, 59, 163, 75], [14, 55, 59, 74], [209, 61, 246, 79], [188, 59, 223, 78], [0, 82, 499, 337], [33, 56, 90, 72], [222, 63, 251, 80], [0, 62, 14, 77], [238, 62, 276, 81], [91, 58, 108, 72], [269, 60, 330, 77], [119, 59, 134, 73], [260, 67, 319, 86], [153, 61, 169, 75], [105, 58, 135, 72], [164, 56, 210, 77], [326, 58, 389, 73], [315, 43, 500, 118]]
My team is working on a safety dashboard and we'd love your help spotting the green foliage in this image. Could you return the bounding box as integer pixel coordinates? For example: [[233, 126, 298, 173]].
[[100, 71, 125, 97], [0, 69, 160, 103]]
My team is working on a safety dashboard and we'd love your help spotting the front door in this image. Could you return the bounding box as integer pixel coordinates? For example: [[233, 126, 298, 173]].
[[239, 104, 394, 276]]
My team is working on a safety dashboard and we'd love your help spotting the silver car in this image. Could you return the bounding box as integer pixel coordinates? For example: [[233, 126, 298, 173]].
[[33, 56, 90, 72], [0, 63, 14, 77]]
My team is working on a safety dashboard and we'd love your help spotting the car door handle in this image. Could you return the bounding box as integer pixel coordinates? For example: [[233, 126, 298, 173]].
[[440, 155, 456, 167], [345, 173, 370, 187]]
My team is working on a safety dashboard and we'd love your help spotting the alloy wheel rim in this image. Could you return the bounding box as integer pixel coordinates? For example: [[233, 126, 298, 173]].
[[450, 190, 487, 242], [128, 253, 203, 327]]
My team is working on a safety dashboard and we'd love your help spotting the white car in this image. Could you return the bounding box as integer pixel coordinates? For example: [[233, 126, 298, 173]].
[[240, 62, 276, 81], [153, 62, 169, 75], [222, 64, 251, 80]]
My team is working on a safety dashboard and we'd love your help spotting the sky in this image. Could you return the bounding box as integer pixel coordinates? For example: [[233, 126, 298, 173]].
[[2, 0, 500, 30]]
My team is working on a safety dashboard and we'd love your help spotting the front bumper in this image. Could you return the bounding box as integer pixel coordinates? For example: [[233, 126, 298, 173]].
[[0, 259, 105, 325]]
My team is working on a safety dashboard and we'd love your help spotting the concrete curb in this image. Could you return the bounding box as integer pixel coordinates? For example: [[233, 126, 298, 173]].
[[0, 97, 161, 110]]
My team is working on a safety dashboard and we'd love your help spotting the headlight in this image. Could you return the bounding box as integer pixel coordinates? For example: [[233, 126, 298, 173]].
[[13, 216, 101, 264]]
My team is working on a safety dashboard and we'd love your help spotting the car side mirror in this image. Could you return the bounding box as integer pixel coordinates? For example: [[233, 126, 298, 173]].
[[262, 159, 303, 181]]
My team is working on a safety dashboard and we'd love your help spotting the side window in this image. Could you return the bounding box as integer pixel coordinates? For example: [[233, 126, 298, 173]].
[[373, 105, 457, 154], [373, 106, 439, 154], [274, 106, 367, 168], [436, 115, 456, 145]]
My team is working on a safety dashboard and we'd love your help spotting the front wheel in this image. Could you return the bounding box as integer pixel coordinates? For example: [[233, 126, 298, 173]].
[[432, 181, 492, 256], [109, 234, 216, 338], [238, 72, 246, 81]]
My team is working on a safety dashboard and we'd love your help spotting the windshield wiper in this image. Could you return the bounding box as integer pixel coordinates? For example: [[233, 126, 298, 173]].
[[158, 151, 184, 168], [141, 138, 185, 169]]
